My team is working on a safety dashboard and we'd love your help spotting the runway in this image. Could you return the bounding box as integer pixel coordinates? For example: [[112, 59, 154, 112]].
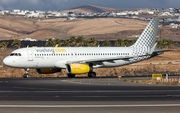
[[0, 77, 180, 113]]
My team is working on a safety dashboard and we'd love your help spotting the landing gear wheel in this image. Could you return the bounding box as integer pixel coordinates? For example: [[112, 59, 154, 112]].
[[24, 68, 29, 78], [68, 74, 75, 78], [23, 74, 29, 78], [88, 72, 96, 78]]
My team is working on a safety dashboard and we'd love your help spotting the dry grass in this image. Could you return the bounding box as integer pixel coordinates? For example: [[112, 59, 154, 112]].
[[67, 18, 147, 36], [0, 16, 37, 40]]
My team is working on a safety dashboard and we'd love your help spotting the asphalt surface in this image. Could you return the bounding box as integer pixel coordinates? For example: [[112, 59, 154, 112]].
[[0, 77, 180, 113]]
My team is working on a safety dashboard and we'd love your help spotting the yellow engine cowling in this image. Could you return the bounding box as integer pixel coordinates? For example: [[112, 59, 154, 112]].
[[66, 64, 91, 74], [36, 68, 61, 74]]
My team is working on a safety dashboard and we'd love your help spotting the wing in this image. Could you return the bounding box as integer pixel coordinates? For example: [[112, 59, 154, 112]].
[[66, 56, 135, 64], [66, 48, 176, 64]]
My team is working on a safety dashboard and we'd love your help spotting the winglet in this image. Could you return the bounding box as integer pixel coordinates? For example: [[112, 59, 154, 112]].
[[55, 44, 58, 47], [149, 43, 157, 54]]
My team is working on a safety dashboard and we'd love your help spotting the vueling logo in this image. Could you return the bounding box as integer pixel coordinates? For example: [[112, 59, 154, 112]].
[[55, 49, 66, 52]]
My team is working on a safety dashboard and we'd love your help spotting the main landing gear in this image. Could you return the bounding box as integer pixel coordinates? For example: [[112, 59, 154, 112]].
[[68, 74, 75, 78], [24, 68, 29, 78], [87, 63, 96, 78], [88, 72, 96, 78]]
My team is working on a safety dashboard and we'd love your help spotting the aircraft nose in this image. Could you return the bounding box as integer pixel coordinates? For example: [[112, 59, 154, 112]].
[[3, 57, 10, 66]]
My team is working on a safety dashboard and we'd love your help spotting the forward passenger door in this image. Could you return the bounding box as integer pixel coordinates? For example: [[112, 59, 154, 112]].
[[27, 50, 33, 61]]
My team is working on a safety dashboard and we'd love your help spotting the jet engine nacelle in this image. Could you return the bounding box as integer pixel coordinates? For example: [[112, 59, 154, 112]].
[[66, 64, 92, 74], [36, 68, 61, 74]]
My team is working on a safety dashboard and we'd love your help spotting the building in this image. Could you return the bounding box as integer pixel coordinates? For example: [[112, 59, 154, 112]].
[[20, 38, 37, 41], [116, 12, 127, 16], [148, 11, 154, 15], [0, 11, 4, 15], [24, 12, 45, 18], [13, 9, 20, 13], [169, 23, 179, 28], [17, 11, 26, 16], [67, 17, 77, 20]]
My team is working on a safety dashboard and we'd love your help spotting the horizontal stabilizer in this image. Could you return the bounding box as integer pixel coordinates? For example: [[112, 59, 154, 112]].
[[149, 43, 157, 55], [153, 48, 176, 53]]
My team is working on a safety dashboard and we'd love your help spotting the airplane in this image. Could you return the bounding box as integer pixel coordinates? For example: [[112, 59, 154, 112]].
[[3, 18, 164, 78]]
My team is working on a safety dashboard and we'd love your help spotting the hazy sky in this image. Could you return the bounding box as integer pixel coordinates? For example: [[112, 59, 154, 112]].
[[0, 0, 179, 11]]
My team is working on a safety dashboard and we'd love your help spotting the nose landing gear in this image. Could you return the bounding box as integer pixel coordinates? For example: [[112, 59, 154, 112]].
[[88, 72, 96, 78], [24, 68, 29, 78]]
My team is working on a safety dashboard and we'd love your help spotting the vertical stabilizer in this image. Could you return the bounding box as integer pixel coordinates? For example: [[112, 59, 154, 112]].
[[132, 18, 159, 49]]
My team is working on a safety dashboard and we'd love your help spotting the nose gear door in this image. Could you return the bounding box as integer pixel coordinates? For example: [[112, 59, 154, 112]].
[[27, 50, 33, 61]]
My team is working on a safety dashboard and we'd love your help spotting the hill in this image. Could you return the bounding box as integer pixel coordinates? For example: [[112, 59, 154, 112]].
[[63, 5, 121, 13], [63, 5, 158, 13], [0, 15, 180, 41], [0, 16, 148, 40]]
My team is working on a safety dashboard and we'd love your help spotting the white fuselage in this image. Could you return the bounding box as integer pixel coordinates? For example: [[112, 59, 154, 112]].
[[3, 46, 147, 69]]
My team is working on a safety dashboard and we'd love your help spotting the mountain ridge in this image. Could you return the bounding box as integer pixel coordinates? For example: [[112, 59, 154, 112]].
[[63, 5, 158, 13], [63, 5, 121, 13]]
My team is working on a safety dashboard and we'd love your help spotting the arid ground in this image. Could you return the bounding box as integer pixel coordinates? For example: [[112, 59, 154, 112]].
[[0, 49, 180, 78], [0, 15, 180, 41]]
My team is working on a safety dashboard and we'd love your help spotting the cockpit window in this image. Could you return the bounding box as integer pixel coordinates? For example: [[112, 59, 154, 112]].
[[10, 53, 22, 56], [10, 53, 15, 56], [18, 53, 21, 56]]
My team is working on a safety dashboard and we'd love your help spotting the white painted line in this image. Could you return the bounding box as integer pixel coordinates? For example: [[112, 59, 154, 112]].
[[0, 95, 180, 98], [0, 104, 180, 108], [0, 90, 180, 93]]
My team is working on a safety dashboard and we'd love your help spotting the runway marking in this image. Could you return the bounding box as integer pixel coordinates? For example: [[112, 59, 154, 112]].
[[0, 81, 8, 83], [0, 95, 180, 98], [1, 104, 180, 108], [13, 87, 58, 90], [0, 90, 180, 93]]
